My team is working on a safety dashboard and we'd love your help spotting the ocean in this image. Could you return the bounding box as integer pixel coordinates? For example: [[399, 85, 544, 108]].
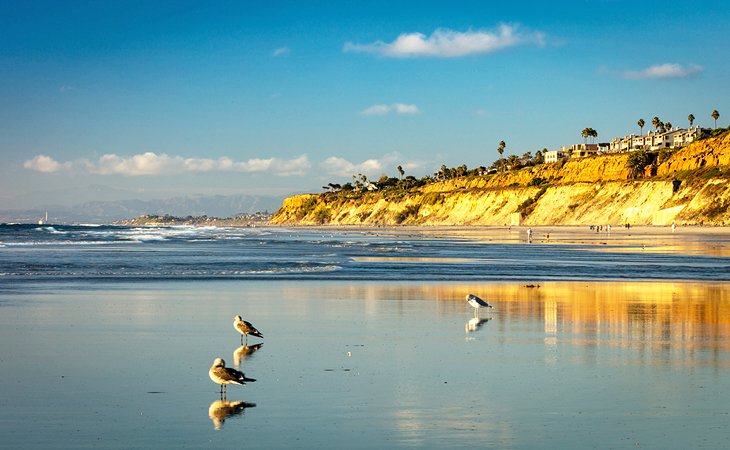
[[1, 223, 729, 282]]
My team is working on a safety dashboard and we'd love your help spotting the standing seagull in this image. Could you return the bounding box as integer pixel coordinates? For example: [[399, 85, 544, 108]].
[[233, 315, 264, 344], [466, 294, 493, 317], [208, 358, 256, 398]]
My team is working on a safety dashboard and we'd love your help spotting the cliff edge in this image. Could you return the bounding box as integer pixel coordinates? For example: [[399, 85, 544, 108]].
[[273, 132, 730, 226]]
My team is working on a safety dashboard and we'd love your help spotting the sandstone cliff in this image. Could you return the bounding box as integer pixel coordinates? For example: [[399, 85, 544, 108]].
[[273, 132, 730, 226]]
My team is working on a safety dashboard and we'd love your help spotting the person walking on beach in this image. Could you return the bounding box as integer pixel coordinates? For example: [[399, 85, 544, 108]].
[[527, 228, 532, 243], [671, 222, 676, 233]]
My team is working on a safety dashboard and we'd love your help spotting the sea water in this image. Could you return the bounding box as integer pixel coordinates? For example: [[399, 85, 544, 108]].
[[1, 224, 729, 282]]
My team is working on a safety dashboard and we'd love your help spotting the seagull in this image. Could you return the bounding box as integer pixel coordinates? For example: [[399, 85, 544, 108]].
[[233, 315, 264, 344], [466, 294, 493, 317], [209, 358, 256, 398]]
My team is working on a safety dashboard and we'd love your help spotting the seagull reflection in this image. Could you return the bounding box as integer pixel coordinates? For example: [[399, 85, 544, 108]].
[[466, 317, 491, 333], [233, 343, 263, 368], [208, 399, 256, 430]]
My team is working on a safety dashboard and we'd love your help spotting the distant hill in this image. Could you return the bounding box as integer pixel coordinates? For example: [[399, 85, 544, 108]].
[[0, 194, 284, 224]]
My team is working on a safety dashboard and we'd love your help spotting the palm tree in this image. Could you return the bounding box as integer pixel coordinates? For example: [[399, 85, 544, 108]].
[[498, 140, 506, 158], [688, 114, 695, 128], [665, 122, 672, 131], [397, 165, 404, 179], [638, 118, 645, 135], [581, 128, 590, 144], [590, 128, 598, 143], [652, 116, 661, 132], [712, 110, 720, 129]]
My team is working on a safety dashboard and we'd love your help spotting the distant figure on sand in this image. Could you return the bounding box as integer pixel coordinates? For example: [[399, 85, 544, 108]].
[[527, 228, 532, 243], [233, 315, 264, 344], [671, 223, 676, 233]]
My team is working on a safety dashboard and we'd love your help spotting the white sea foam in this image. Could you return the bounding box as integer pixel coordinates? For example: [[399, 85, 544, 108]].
[[3, 240, 134, 247]]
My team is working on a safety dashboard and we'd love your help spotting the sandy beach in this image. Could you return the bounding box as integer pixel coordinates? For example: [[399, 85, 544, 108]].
[[1, 279, 728, 448]]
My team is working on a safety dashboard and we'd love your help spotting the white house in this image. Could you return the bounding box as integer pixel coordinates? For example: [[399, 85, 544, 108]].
[[608, 127, 707, 153], [544, 149, 566, 163]]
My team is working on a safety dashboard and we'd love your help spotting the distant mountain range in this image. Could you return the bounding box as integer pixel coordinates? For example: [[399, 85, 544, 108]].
[[0, 193, 285, 224]]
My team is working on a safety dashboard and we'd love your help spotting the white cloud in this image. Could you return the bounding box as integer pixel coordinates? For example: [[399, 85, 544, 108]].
[[25, 152, 311, 177], [360, 103, 421, 116], [393, 103, 420, 115], [361, 104, 391, 116], [272, 46, 291, 57], [344, 25, 545, 58], [321, 153, 424, 178], [23, 155, 71, 173], [621, 63, 703, 79]]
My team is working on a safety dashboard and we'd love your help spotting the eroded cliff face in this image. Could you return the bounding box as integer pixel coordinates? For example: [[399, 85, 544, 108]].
[[273, 133, 730, 226]]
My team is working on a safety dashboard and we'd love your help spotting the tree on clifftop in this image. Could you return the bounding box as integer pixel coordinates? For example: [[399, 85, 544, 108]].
[[397, 165, 404, 179], [638, 118, 645, 135], [652, 116, 661, 131], [582, 128, 597, 144], [688, 114, 695, 128], [627, 150, 650, 179], [497, 141, 506, 168], [712, 110, 720, 129]]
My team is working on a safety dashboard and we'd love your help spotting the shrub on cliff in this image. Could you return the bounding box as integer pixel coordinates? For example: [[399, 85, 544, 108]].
[[395, 204, 420, 224], [627, 150, 650, 178], [314, 206, 331, 224], [295, 196, 319, 220], [516, 187, 547, 215]]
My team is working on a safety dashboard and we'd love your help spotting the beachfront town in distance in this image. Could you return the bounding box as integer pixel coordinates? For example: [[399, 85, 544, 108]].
[[544, 113, 721, 163]]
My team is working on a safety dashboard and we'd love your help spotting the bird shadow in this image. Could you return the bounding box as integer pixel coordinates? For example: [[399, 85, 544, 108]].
[[208, 399, 256, 430]]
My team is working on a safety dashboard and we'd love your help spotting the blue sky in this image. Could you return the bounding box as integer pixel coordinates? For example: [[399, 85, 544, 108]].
[[1, 0, 728, 208]]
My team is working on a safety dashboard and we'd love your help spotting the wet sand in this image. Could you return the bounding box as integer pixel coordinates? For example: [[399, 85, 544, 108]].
[[0, 280, 728, 448], [296, 224, 730, 256]]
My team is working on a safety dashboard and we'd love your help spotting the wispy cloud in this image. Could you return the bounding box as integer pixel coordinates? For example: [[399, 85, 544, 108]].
[[360, 103, 421, 116], [272, 46, 291, 57], [24, 152, 311, 177], [321, 153, 425, 178], [620, 63, 703, 79], [344, 25, 545, 58]]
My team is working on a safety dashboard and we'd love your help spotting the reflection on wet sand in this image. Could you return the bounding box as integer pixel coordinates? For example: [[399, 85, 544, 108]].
[[283, 281, 730, 368], [363, 225, 730, 257], [208, 400, 256, 430], [465, 317, 491, 333], [233, 343, 263, 368]]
